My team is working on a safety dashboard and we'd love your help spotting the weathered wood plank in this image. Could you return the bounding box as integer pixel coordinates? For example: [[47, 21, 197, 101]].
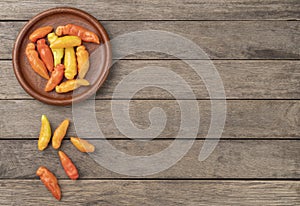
[[1, 100, 300, 139], [0, 180, 299, 205], [0, 0, 299, 20], [2, 60, 300, 100], [0, 140, 299, 178], [2, 21, 299, 60]]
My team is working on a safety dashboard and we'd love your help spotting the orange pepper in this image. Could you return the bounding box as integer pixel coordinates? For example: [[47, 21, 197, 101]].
[[37, 39, 54, 72], [55, 79, 90, 93], [29, 26, 53, 43], [45, 64, 65, 92], [70, 137, 95, 153], [58, 151, 79, 180], [36, 166, 61, 201], [76, 45, 90, 79], [52, 119, 69, 149], [25, 43, 49, 80], [56, 24, 100, 44]]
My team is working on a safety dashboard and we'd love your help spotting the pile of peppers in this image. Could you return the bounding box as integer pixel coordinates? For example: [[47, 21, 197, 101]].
[[37, 114, 95, 201], [26, 24, 100, 93]]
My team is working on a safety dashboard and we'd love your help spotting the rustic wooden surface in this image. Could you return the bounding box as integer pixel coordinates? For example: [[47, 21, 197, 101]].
[[0, 140, 299, 179], [0, 1, 299, 205], [1, 21, 300, 60], [1, 181, 299, 205], [2, 60, 300, 100], [0, 0, 299, 20], [1, 100, 300, 139]]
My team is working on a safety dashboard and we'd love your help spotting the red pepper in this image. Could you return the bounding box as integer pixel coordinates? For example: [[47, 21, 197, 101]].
[[58, 151, 79, 180], [37, 39, 54, 72], [45, 64, 64, 92]]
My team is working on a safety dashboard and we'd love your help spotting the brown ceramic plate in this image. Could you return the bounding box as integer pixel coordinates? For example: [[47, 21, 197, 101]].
[[13, 7, 111, 105]]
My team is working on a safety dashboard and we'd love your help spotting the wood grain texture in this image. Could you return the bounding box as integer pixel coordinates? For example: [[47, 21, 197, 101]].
[[1, 1, 299, 205], [0, 140, 299, 178], [2, 21, 299, 60], [1, 0, 299, 20], [0, 180, 299, 205], [2, 60, 300, 100], [1, 100, 300, 139]]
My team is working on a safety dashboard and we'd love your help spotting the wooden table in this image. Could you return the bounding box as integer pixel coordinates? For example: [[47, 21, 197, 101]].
[[1, 1, 299, 205]]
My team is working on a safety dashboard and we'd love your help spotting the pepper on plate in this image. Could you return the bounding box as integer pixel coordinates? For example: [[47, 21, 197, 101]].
[[25, 43, 49, 80], [45, 64, 65, 92], [37, 39, 54, 72], [47, 32, 64, 67], [55, 79, 90, 93], [56, 24, 100, 44]]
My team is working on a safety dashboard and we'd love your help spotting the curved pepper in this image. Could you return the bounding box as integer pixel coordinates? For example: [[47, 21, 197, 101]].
[[38, 115, 51, 151], [29, 26, 53, 43], [52, 119, 69, 149], [45, 64, 65, 92], [37, 39, 54, 72], [56, 24, 100, 44], [64, 47, 77, 79], [76, 45, 90, 79], [58, 151, 79, 180], [36, 166, 61, 201], [47, 33, 64, 67], [50, 36, 81, 49], [55, 79, 90, 93], [25, 43, 49, 80], [70, 137, 95, 153]]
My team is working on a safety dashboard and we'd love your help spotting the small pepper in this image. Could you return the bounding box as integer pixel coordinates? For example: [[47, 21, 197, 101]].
[[45, 64, 65, 92], [52, 119, 69, 149], [58, 151, 79, 180], [55, 79, 90, 93], [47, 33, 64, 67], [37, 39, 54, 72], [76, 45, 90, 79], [50, 36, 81, 49], [38, 115, 51, 151], [36, 166, 61, 201], [25, 43, 49, 80], [70, 137, 95, 153], [64, 47, 77, 79], [29, 26, 53, 43], [56, 24, 100, 44]]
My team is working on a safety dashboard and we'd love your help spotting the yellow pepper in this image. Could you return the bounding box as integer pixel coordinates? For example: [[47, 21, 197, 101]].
[[76, 45, 90, 79], [64, 47, 77, 79], [70, 137, 95, 153], [38, 115, 51, 151], [47, 33, 64, 67], [55, 79, 90, 93], [50, 36, 81, 49], [52, 119, 69, 149]]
